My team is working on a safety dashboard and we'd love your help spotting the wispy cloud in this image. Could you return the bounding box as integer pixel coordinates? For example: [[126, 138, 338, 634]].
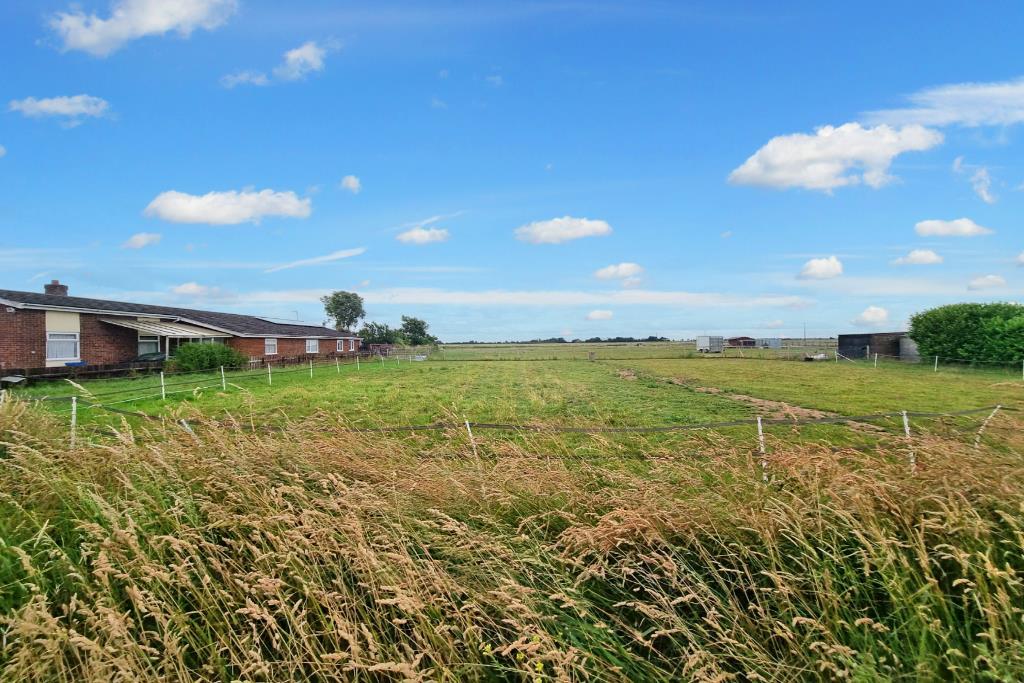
[[222, 39, 338, 88], [892, 249, 943, 266], [798, 256, 843, 280], [864, 76, 1024, 127], [339, 174, 361, 193], [8, 95, 110, 126], [264, 247, 366, 273], [122, 232, 162, 249]]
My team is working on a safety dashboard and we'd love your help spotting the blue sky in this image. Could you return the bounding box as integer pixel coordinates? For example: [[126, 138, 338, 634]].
[[2, 1, 1023, 341]]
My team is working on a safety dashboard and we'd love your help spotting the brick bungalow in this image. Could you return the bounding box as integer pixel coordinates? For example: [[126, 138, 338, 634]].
[[0, 280, 360, 371]]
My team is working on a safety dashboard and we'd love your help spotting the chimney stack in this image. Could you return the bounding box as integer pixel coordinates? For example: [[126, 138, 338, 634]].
[[44, 279, 69, 296]]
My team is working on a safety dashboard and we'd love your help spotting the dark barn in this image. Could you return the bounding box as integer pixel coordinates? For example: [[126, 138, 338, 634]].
[[837, 332, 907, 360]]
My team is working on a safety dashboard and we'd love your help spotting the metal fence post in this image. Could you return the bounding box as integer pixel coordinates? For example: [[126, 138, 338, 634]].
[[70, 396, 78, 450], [465, 420, 478, 458], [160, 371, 166, 400], [220, 365, 227, 391], [934, 356, 939, 372], [267, 362, 272, 386], [309, 359, 313, 379]]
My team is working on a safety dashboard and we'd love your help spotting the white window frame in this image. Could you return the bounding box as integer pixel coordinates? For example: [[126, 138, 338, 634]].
[[265, 338, 278, 356], [46, 332, 80, 361], [138, 334, 160, 355], [337, 339, 345, 353], [349, 338, 356, 352], [306, 338, 319, 354]]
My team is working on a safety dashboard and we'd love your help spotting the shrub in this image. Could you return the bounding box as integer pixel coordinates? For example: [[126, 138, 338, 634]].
[[909, 302, 1024, 362], [167, 342, 248, 373]]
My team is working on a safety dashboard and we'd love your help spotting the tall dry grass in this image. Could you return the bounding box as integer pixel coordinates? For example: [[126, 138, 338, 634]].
[[1, 399, 1023, 681]]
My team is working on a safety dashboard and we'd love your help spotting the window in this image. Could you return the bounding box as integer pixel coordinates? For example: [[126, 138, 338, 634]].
[[138, 335, 160, 355], [349, 338, 356, 352], [337, 339, 345, 353], [46, 332, 80, 360], [265, 338, 278, 355], [306, 339, 319, 354]]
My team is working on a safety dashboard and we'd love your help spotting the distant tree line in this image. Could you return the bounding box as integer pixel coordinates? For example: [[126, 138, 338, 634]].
[[320, 291, 439, 346], [448, 335, 672, 345]]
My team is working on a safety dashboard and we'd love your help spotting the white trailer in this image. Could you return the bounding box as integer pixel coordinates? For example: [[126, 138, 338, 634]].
[[696, 335, 724, 353]]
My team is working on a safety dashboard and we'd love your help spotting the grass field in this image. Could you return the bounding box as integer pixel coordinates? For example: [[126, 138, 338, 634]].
[[3, 351, 1024, 680]]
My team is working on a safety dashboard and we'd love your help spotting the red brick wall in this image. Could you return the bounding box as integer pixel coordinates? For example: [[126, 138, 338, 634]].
[[80, 314, 138, 365], [228, 336, 361, 360], [0, 308, 45, 370]]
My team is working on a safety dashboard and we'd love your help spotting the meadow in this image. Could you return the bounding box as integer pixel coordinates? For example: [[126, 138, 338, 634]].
[[2, 351, 1023, 680]]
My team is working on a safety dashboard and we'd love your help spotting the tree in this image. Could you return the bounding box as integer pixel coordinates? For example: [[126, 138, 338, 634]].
[[909, 302, 1024, 362], [400, 315, 437, 346], [357, 321, 401, 345], [320, 291, 365, 331]]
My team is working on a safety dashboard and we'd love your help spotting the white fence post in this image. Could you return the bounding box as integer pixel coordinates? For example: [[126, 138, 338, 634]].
[[902, 410, 915, 473], [874, 353, 878, 369], [465, 420, 478, 458], [380, 355, 384, 367], [160, 371, 166, 400], [834, 350, 838, 363], [356, 355, 360, 370], [974, 405, 1003, 450], [934, 356, 939, 372], [336, 357, 340, 374], [309, 359, 313, 379], [220, 365, 227, 391], [757, 416, 767, 483], [0, 389, 6, 406], [267, 362, 272, 386], [70, 396, 78, 450]]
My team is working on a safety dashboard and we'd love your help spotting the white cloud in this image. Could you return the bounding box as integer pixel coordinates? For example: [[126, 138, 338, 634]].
[[968, 274, 1007, 290], [171, 281, 232, 299], [853, 305, 890, 327], [430, 96, 448, 109], [273, 41, 329, 81], [892, 248, 943, 266], [594, 262, 644, 280], [397, 227, 450, 244], [144, 189, 311, 225], [514, 216, 612, 244], [264, 247, 365, 273], [340, 175, 361, 194], [621, 277, 642, 288], [50, 0, 237, 57], [720, 230, 733, 239], [729, 123, 942, 192], [586, 310, 613, 320], [761, 319, 785, 329], [220, 70, 269, 88], [122, 232, 162, 249], [1017, 252, 1024, 266], [798, 256, 844, 280], [8, 95, 110, 124], [914, 218, 993, 237], [0, 145, 6, 158], [864, 77, 1024, 128]]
